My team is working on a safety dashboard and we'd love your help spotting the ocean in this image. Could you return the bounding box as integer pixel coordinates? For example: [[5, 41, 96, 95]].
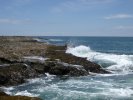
[[3, 36, 133, 100]]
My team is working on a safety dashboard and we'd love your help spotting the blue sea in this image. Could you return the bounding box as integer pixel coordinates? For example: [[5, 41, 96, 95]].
[[3, 36, 133, 100]]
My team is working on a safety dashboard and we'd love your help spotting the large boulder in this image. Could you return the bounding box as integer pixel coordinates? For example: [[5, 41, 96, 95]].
[[0, 63, 42, 86], [45, 60, 88, 76]]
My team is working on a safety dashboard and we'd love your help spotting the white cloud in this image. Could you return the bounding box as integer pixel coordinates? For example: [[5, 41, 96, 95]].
[[0, 18, 31, 24], [115, 26, 133, 30], [105, 14, 133, 19], [52, 0, 114, 13]]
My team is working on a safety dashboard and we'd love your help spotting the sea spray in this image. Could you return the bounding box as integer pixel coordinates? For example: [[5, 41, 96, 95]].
[[66, 45, 133, 73]]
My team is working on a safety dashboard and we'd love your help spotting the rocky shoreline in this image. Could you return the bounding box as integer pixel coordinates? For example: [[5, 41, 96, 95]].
[[0, 36, 110, 100]]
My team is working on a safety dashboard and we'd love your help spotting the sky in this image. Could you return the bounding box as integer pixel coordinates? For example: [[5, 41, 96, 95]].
[[0, 0, 133, 36]]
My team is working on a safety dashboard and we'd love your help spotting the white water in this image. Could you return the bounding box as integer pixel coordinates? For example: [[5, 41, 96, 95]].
[[66, 45, 133, 73], [3, 74, 133, 100]]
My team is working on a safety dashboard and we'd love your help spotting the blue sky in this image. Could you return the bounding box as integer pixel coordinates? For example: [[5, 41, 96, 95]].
[[0, 0, 133, 36]]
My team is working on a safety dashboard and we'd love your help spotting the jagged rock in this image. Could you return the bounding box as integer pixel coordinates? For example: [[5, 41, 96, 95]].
[[0, 63, 43, 86], [29, 62, 46, 74], [0, 59, 89, 86], [45, 61, 88, 76], [0, 90, 9, 96]]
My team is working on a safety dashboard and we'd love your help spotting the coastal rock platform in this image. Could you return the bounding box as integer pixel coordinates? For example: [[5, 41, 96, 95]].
[[0, 36, 110, 99]]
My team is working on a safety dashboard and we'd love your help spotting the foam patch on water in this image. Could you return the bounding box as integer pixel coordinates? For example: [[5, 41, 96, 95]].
[[108, 88, 133, 97], [34, 77, 133, 99], [2, 86, 15, 95], [66, 45, 133, 73], [2, 74, 133, 100], [26, 74, 56, 86], [27, 78, 46, 84], [15, 90, 39, 97]]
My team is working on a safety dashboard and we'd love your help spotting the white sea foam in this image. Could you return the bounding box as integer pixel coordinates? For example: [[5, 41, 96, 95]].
[[29, 77, 133, 99], [15, 90, 39, 97], [2, 87, 15, 95], [108, 88, 133, 97], [66, 45, 133, 73], [45, 73, 56, 77], [3, 74, 133, 99], [27, 78, 46, 84], [23, 56, 48, 63]]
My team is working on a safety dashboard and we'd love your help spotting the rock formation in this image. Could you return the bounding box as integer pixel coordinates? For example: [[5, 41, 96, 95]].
[[0, 36, 110, 99]]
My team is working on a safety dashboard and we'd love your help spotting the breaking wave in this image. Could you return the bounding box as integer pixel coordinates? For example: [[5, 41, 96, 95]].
[[66, 45, 133, 73]]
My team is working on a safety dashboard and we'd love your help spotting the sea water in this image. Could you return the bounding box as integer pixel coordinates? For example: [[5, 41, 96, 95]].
[[3, 36, 133, 100]]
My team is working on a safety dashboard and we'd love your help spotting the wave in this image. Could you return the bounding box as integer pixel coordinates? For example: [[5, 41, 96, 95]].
[[15, 90, 39, 97], [66, 45, 133, 73], [3, 72, 133, 100]]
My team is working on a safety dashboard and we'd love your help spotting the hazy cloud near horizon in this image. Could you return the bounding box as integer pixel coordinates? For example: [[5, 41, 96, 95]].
[[0, 0, 133, 36], [104, 14, 133, 19]]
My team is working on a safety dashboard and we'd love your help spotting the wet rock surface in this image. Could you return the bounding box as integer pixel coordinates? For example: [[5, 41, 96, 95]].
[[44, 60, 89, 76], [0, 63, 41, 86]]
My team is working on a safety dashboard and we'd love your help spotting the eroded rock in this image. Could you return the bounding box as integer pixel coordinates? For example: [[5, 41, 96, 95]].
[[0, 63, 43, 86], [45, 60, 88, 76]]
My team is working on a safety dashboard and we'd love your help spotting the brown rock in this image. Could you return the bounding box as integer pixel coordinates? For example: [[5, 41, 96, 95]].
[[0, 91, 42, 100]]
